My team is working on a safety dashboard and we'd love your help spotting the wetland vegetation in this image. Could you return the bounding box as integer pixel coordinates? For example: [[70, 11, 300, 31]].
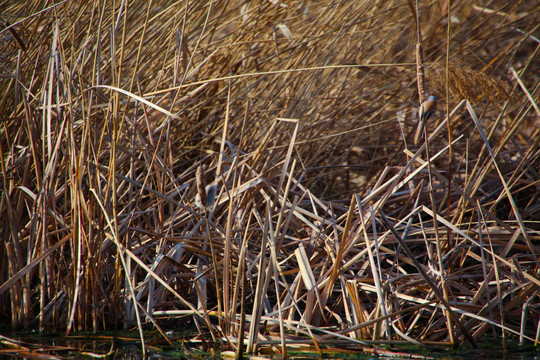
[[1, 0, 539, 357]]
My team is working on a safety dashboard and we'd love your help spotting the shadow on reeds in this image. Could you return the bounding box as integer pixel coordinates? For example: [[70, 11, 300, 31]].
[[0, 0, 539, 356]]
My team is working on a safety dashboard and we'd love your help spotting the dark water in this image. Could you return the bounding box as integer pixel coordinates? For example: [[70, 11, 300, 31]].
[[0, 331, 538, 359]]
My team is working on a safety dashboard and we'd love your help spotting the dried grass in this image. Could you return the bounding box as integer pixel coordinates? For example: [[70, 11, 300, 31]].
[[1, 0, 539, 354]]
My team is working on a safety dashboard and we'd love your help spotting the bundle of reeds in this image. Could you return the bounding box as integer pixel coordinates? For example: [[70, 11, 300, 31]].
[[0, 0, 538, 353]]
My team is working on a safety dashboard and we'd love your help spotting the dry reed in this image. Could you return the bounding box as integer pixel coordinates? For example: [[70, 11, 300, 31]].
[[0, 0, 539, 355]]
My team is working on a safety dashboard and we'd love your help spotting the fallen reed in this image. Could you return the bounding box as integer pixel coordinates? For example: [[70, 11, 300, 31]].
[[0, 0, 538, 355]]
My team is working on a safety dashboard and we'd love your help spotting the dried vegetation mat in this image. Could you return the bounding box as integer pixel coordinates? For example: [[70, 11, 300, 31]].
[[1, 0, 539, 355]]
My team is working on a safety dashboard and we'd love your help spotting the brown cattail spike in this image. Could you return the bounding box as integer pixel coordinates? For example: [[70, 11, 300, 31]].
[[196, 166, 207, 209]]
